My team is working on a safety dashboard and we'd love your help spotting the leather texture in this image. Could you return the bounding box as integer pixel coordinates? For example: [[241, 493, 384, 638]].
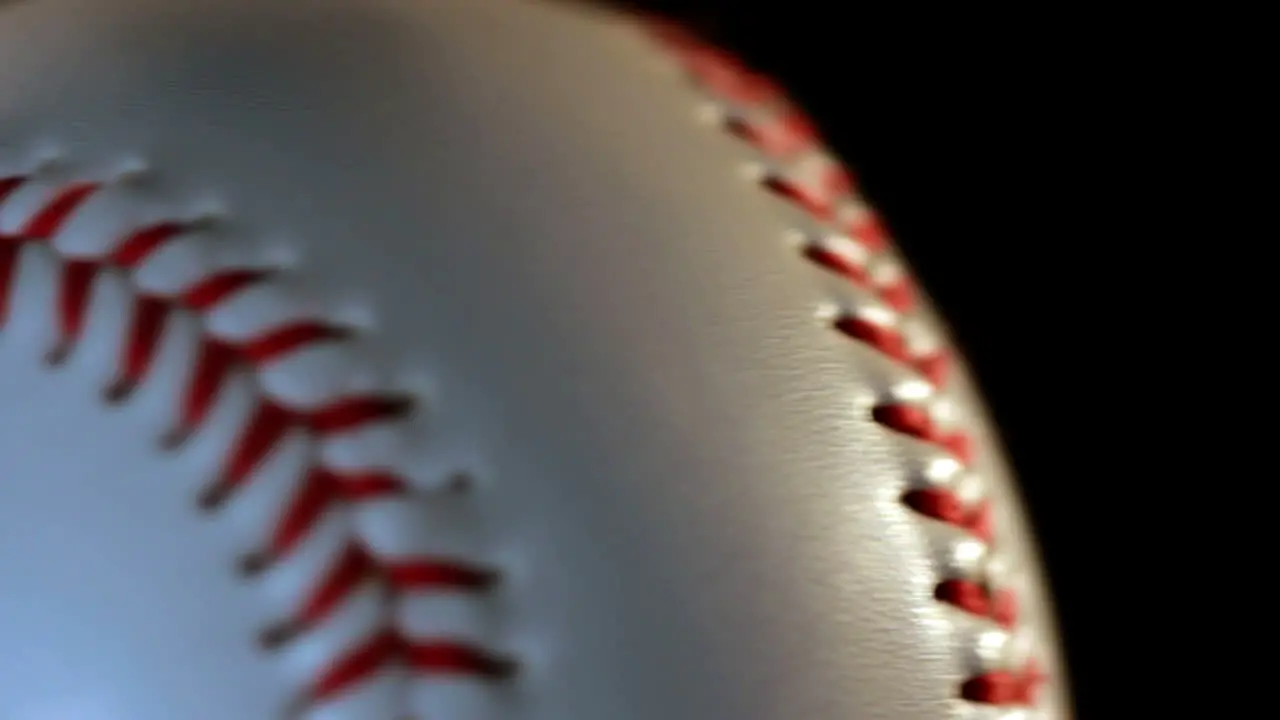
[[0, 1, 1067, 718]]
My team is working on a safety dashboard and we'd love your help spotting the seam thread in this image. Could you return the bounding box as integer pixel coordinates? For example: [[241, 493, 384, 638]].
[[0, 165, 514, 717], [642, 19, 1047, 711]]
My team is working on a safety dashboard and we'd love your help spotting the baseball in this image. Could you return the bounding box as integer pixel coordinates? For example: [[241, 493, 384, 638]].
[[0, 1, 1068, 718]]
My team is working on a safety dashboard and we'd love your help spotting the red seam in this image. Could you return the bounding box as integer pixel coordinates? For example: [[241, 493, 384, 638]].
[[0, 175, 512, 712], [645, 21, 1047, 708], [724, 110, 821, 159]]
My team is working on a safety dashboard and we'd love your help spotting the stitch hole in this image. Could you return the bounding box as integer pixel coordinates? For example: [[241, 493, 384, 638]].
[[258, 619, 304, 651], [238, 550, 272, 578], [28, 146, 65, 175], [476, 652, 520, 680], [110, 157, 151, 186], [722, 115, 754, 141], [725, 110, 823, 159], [103, 377, 136, 404], [800, 233, 874, 286], [197, 482, 234, 512], [43, 341, 72, 367], [443, 469, 476, 494], [832, 311, 912, 365], [755, 167, 834, 220], [160, 425, 194, 451]]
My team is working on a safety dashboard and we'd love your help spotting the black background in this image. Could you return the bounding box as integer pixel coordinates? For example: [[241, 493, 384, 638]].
[[603, 1, 1099, 715]]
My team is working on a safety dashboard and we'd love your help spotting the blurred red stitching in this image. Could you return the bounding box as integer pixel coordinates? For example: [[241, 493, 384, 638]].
[[0, 174, 513, 713], [645, 21, 1046, 708]]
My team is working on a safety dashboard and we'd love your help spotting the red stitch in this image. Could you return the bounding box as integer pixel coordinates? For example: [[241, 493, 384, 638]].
[[109, 222, 190, 269], [990, 587, 1020, 628], [48, 259, 97, 362], [304, 628, 401, 704], [902, 487, 965, 528], [911, 350, 951, 389], [0, 179, 23, 316], [675, 44, 784, 107], [965, 500, 995, 546], [201, 399, 296, 509], [0, 243, 17, 325], [804, 242, 871, 284], [872, 403, 974, 466], [406, 640, 516, 677], [22, 182, 100, 240], [110, 295, 170, 401], [292, 630, 516, 711], [240, 321, 351, 365], [962, 660, 1046, 705], [300, 542, 376, 628], [333, 470, 408, 498], [833, 314, 912, 364], [385, 559, 498, 592], [182, 268, 273, 311], [839, 316, 954, 394], [821, 164, 856, 204], [212, 397, 400, 514], [936, 579, 994, 619], [725, 109, 822, 158], [263, 468, 347, 564], [845, 211, 890, 253], [276, 553, 507, 698], [259, 543, 376, 649], [805, 242, 929, 332], [903, 489, 994, 544], [766, 164, 855, 222], [258, 467, 409, 570], [934, 579, 1019, 629], [762, 172, 836, 220], [307, 395, 415, 435], [911, 486, 988, 543], [876, 276, 917, 313], [293, 627, 514, 710], [945, 433, 974, 467], [168, 337, 238, 443], [0, 176, 23, 202]]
